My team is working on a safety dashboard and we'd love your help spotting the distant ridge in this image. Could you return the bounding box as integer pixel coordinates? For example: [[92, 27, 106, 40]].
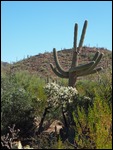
[[1, 47, 112, 79]]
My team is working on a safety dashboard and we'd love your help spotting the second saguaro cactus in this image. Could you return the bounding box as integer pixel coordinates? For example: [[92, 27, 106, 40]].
[[50, 20, 103, 87]]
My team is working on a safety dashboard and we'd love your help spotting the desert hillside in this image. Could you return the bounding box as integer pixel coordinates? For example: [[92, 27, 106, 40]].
[[1, 47, 112, 79]]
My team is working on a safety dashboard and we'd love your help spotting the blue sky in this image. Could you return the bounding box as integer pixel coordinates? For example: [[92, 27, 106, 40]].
[[1, 1, 112, 63]]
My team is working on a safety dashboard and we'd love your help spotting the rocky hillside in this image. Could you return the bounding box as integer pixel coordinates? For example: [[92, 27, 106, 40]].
[[2, 47, 112, 79], [1, 61, 11, 75]]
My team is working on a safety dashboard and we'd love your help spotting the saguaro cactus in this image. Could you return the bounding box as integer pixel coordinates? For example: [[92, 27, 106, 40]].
[[50, 20, 103, 87]]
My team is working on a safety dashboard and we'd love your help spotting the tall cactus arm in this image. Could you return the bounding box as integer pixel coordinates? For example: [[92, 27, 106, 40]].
[[78, 20, 88, 52], [77, 52, 104, 76], [50, 63, 69, 78], [88, 53, 104, 71], [73, 23, 78, 50], [92, 51, 100, 61], [77, 67, 103, 77], [71, 20, 88, 68], [70, 61, 95, 72], [82, 52, 103, 75], [71, 24, 78, 68], [53, 48, 68, 76]]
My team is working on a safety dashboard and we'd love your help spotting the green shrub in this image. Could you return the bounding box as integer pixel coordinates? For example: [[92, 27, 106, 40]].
[[1, 71, 48, 135], [76, 69, 112, 104], [1, 67, 112, 149], [1, 75, 34, 135], [73, 96, 112, 149], [14, 71, 47, 100]]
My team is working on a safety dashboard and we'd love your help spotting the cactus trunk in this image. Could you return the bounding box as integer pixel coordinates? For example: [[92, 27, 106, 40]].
[[68, 72, 77, 87]]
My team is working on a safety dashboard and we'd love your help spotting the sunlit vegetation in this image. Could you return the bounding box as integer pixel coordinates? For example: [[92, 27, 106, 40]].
[[1, 68, 112, 149]]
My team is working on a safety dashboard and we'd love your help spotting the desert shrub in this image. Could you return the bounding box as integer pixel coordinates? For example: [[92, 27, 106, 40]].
[[43, 72, 112, 149], [1, 74, 46, 146], [1, 71, 49, 137], [44, 82, 79, 121], [45, 82, 78, 108], [1, 67, 111, 149], [13, 71, 47, 116], [73, 96, 112, 149], [96, 70, 112, 106], [44, 82, 94, 121], [51, 136, 76, 149], [72, 70, 112, 149], [14, 71, 47, 101], [76, 79, 98, 98], [76, 69, 112, 105], [1, 75, 35, 135]]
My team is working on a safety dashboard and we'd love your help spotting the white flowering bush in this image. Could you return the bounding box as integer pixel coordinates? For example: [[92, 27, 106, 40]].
[[45, 82, 78, 108]]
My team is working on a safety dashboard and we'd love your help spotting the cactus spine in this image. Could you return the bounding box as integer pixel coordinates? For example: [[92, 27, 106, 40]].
[[50, 20, 104, 87]]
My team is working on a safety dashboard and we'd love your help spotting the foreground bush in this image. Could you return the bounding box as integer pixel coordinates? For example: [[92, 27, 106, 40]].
[[73, 96, 112, 149], [1, 69, 112, 149], [1, 74, 35, 135], [43, 79, 112, 149]]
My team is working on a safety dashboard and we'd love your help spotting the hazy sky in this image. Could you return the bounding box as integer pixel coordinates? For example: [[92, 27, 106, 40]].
[[1, 1, 112, 63]]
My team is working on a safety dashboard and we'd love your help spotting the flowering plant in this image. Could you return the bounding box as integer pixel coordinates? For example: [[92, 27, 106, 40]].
[[44, 82, 78, 108]]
